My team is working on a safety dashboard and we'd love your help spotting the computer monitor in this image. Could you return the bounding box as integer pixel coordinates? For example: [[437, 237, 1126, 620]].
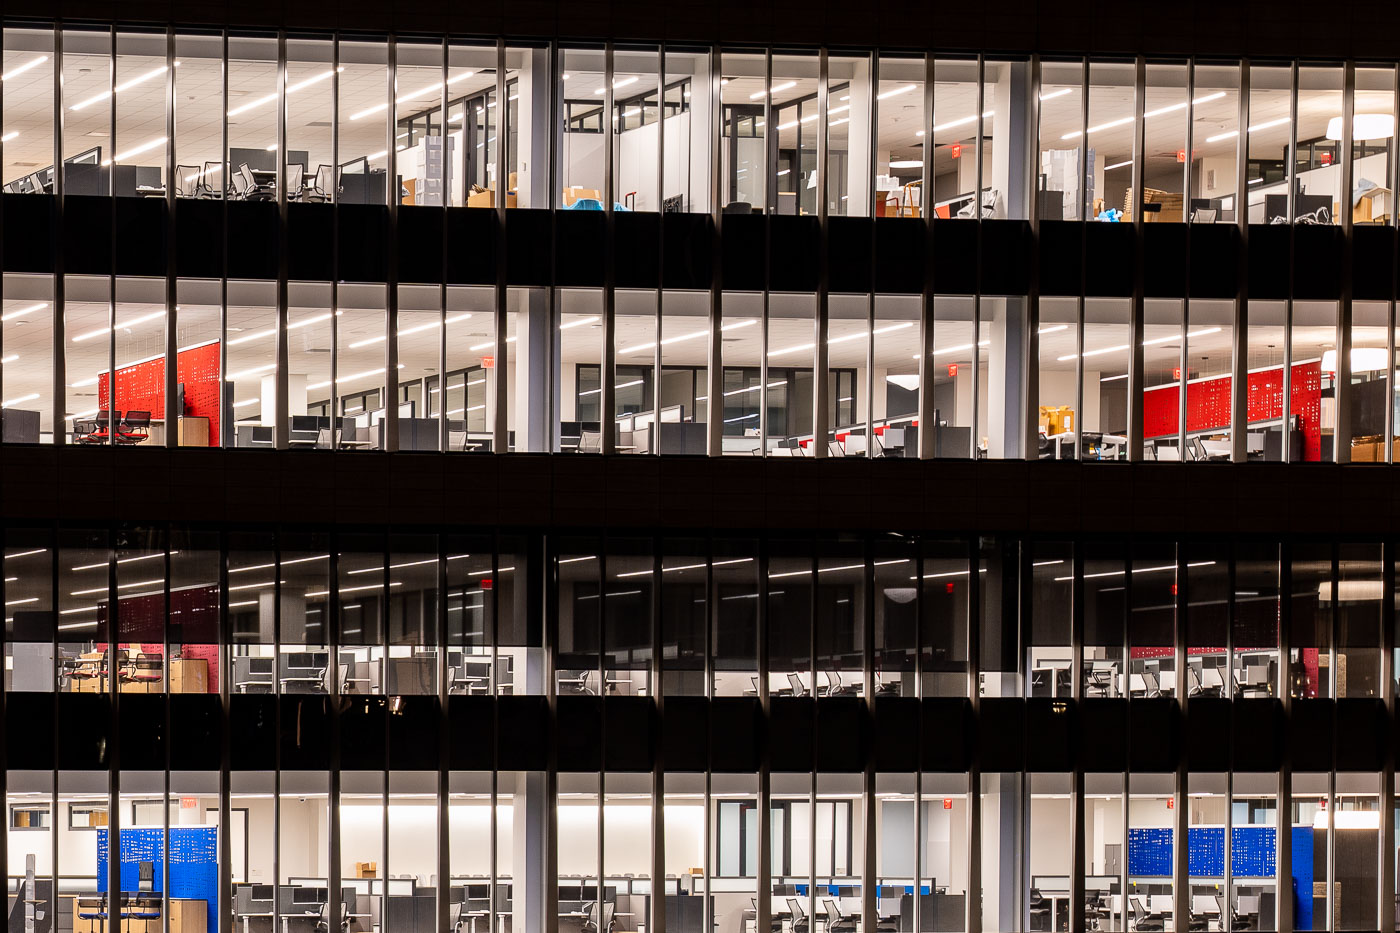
[[250, 884, 274, 902]]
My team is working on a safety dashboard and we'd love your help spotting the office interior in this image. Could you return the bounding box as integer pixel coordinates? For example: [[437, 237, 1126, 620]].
[[2, 527, 1397, 933], [0, 29, 1396, 460]]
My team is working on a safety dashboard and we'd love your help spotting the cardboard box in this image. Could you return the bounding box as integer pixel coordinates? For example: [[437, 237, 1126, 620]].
[[562, 186, 601, 207], [355, 861, 377, 878], [170, 658, 209, 694], [1352, 186, 1391, 224], [1350, 434, 1400, 461], [466, 189, 517, 209]]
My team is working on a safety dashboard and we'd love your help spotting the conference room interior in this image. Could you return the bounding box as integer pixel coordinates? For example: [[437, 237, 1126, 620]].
[[0, 30, 1396, 459], [2, 527, 1394, 933]]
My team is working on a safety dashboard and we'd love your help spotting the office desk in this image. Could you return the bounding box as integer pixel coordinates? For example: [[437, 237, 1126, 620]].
[[238, 911, 274, 933]]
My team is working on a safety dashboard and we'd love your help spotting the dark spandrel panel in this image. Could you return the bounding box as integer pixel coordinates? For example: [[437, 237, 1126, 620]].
[[661, 695, 709, 772], [1077, 699, 1127, 772], [339, 694, 388, 770], [1287, 698, 1332, 772], [497, 695, 549, 771], [604, 695, 653, 771], [815, 695, 864, 772], [614, 211, 660, 289], [119, 693, 166, 771], [1038, 221, 1084, 296], [554, 210, 605, 288], [175, 197, 224, 279], [505, 209, 552, 287], [396, 204, 444, 285], [115, 196, 166, 278], [977, 696, 1024, 771], [337, 203, 389, 283], [387, 694, 440, 771], [709, 696, 760, 772], [981, 219, 1031, 296], [1083, 223, 1134, 297], [57, 692, 111, 771], [1023, 698, 1073, 772], [1127, 696, 1177, 772], [768, 695, 813, 772], [921, 697, 971, 772], [930, 220, 977, 294], [170, 693, 222, 771], [719, 212, 765, 291], [1351, 224, 1395, 301], [281, 694, 331, 770], [662, 212, 712, 290], [873, 218, 925, 294], [1188, 223, 1239, 299], [873, 695, 920, 772], [1334, 697, 1385, 771], [1185, 695, 1230, 772], [1231, 699, 1283, 772], [445, 207, 496, 285], [769, 215, 820, 293], [229, 694, 277, 772], [226, 199, 279, 280], [286, 201, 334, 281], [62, 196, 113, 276], [1292, 223, 1343, 300], [447, 695, 495, 771], [556, 694, 601, 771], [1247, 223, 1290, 300], [1142, 223, 1187, 298], [6, 691, 55, 770], [828, 216, 872, 295], [3, 193, 55, 273]]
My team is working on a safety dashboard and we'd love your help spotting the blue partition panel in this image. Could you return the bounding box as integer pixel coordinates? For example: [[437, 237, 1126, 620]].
[[97, 827, 218, 933]]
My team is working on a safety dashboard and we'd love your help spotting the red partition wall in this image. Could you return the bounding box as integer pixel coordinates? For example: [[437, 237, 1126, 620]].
[[1142, 360, 1323, 461], [97, 340, 221, 445]]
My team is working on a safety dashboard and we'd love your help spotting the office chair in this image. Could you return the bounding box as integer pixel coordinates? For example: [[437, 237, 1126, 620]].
[[750, 898, 782, 932], [175, 164, 201, 198], [1214, 895, 1254, 932], [314, 900, 349, 933], [787, 672, 808, 697], [1129, 896, 1163, 932], [306, 164, 337, 202], [822, 670, 860, 697], [581, 901, 615, 933], [823, 899, 857, 933], [577, 430, 602, 453], [285, 162, 306, 200], [786, 898, 809, 933], [1140, 669, 1161, 698], [722, 200, 752, 214], [200, 161, 227, 198], [117, 410, 151, 444], [236, 163, 274, 200]]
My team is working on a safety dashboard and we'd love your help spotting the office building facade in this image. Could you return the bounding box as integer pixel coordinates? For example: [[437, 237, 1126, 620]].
[[1, 1, 1400, 932]]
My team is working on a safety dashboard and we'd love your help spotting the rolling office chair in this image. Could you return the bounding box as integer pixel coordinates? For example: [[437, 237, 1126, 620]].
[[1083, 892, 1110, 931], [305, 164, 338, 202], [787, 672, 808, 697], [822, 670, 861, 697], [823, 899, 857, 933], [1128, 896, 1164, 932], [1214, 895, 1254, 932], [285, 162, 306, 200], [786, 898, 809, 933], [198, 161, 227, 198], [1187, 664, 1223, 699], [314, 900, 349, 933], [581, 901, 615, 933], [116, 410, 151, 445], [235, 163, 274, 201], [722, 201, 752, 214], [577, 430, 602, 453], [750, 898, 782, 932], [175, 165, 201, 198]]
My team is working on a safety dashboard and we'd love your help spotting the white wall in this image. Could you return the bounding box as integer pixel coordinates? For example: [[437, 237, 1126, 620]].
[[616, 112, 694, 212]]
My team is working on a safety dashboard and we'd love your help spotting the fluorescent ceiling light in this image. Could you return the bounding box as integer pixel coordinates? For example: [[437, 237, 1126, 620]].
[[0, 131, 17, 143], [306, 364, 405, 391], [1, 354, 16, 364], [578, 378, 643, 398], [560, 315, 600, 331], [1321, 347, 1388, 373], [2, 56, 47, 82], [1327, 113, 1395, 140], [889, 159, 923, 169], [1103, 159, 1133, 171], [619, 318, 755, 355], [2, 393, 38, 408], [932, 110, 993, 133], [1038, 324, 1069, 335], [71, 64, 168, 111], [1206, 116, 1289, 144], [878, 84, 916, 101], [2, 302, 47, 322], [768, 321, 913, 358], [469, 335, 515, 352], [229, 67, 342, 117], [226, 311, 339, 348], [348, 70, 475, 121], [751, 80, 796, 100], [1039, 88, 1073, 102], [71, 309, 165, 343], [232, 398, 259, 409], [1061, 91, 1225, 140], [227, 362, 277, 380], [348, 312, 473, 348], [1058, 326, 1222, 362], [886, 374, 920, 391], [923, 339, 990, 359], [105, 136, 168, 165], [595, 76, 639, 95]]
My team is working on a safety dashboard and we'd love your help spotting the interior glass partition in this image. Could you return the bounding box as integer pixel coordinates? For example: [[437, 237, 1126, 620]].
[[1230, 773, 1278, 932], [1193, 62, 1240, 223]]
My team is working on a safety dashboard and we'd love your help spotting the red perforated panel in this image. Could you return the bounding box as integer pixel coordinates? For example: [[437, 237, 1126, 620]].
[[1142, 360, 1323, 461], [98, 340, 221, 445]]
